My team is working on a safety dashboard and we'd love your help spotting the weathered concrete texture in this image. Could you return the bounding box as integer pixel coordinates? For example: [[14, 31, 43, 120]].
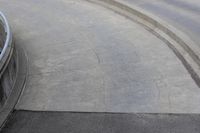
[[2, 111, 200, 133], [121, 0, 200, 48], [0, 0, 200, 113]]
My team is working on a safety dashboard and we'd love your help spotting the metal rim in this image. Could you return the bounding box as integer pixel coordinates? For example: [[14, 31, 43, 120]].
[[0, 11, 12, 61]]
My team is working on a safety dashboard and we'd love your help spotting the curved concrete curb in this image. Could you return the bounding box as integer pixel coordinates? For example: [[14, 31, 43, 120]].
[[0, 44, 28, 130], [87, 0, 200, 87]]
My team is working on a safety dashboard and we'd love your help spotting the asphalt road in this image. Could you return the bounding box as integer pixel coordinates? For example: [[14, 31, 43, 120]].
[[1, 111, 200, 133]]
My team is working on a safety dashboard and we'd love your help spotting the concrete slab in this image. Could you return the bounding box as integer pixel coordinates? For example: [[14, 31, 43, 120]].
[[0, 0, 199, 113]]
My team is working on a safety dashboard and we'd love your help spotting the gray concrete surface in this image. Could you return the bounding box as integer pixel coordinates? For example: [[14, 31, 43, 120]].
[[0, 0, 200, 113], [2, 111, 200, 133], [121, 0, 200, 49]]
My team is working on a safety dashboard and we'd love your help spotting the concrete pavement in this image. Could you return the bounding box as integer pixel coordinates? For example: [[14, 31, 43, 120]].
[[0, 0, 200, 113], [1, 0, 200, 132], [121, 0, 200, 49]]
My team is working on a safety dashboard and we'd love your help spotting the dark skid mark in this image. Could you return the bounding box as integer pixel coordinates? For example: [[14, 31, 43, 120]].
[[163, 0, 200, 14], [140, 3, 200, 35]]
